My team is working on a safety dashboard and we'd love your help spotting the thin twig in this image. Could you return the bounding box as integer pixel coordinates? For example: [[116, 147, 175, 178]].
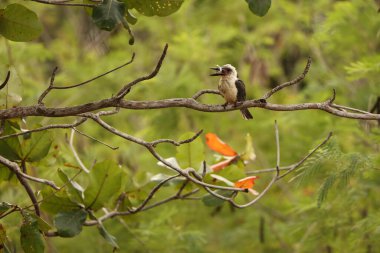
[[192, 89, 222, 100], [0, 118, 87, 140], [331, 104, 371, 114], [0, 156, 41, 216], [115, 44, 168, 98], [277, 132, 333, 180], [38, 67, 58, 105], [262, 57, 312, 100], [246, 165, 293, 175], [150, 129, 203, 147], [128, 174, 180, 213], [54, 54, 135, 90], [69, 128, 90, 173], [73, 127, 118, 150], [31, 0, 98, 7]]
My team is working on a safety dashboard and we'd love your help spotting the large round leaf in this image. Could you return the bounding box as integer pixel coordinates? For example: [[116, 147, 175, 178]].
[[0, 4, 42, 42], [127, 0, 184, 17]]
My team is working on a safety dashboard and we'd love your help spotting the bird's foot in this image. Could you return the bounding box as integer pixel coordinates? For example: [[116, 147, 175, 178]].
[[234, 101, 243, 107], [222, 102, 228, 109]]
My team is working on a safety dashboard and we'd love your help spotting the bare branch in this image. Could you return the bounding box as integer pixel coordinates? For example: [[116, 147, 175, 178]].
[[38, 67, 58, 105], [246, 165, 293, 175], [192, 89, 222, 100], [0, 156, 40, 216], [38, 54, 135, 104], [54, 53, 135, 90], [86, 113, 247, 192], [277, 132, 332, 180], [31, 0, 98, 7], [73, 127, 119, 150], [150, 129, 203, 147], [115, 44, 168, 99], [262, 57, 312, 100], [128, 174, 180, 213], [0, 118, 87, 140]]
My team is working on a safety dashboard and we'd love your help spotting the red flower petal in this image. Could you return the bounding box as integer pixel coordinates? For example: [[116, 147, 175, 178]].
[[205, 133, 238, 156]]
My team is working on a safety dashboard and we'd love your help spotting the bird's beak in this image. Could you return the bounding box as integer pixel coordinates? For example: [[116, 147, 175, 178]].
[[210, 67, 223, 76]]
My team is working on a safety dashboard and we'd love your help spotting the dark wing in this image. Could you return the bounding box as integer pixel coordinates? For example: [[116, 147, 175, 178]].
[[235, 79, 247, 102]]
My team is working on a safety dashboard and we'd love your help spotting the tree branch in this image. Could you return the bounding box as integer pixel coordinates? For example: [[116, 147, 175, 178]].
[[0, 156, 41, 216], [31, 0, 98, 7], [115, 44, 168, 99], [262, 57, 311, 100]]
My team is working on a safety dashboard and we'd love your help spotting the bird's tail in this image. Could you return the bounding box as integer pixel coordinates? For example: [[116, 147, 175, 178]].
[[240, 108, 253, 120]]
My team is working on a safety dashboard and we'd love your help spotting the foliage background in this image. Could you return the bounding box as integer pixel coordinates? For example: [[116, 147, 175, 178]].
[[0, 0, 379, 252]]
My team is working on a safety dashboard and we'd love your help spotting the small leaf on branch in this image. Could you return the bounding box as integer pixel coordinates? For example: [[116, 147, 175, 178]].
[[245, 0, 271, 17], [205, 133, 237, 157], [58, 169, 85, 203], [20, 214, 45, 253], [54, 209, 87, 237], [40, 188, 81, 215], [21, 130, 53, 162], [240, 133, 256, 162], [84, 161, 123, 210], [0, 4, 42, 42], [98, 223, 119, 250]]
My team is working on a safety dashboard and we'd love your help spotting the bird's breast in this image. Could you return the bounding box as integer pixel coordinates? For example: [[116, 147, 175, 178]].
[[218, 78, 237, 103]]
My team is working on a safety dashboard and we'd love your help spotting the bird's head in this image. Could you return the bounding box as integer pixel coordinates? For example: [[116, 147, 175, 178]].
[[210, 64, 238, 79]]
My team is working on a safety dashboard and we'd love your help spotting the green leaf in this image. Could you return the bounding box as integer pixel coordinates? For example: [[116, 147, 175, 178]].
[[176, 132, 205, 169], [202, 190, 232, 207], [240, 133, 256, 162], [36, 218, 52, 233], [29, 214, 52, 233], [84, 160, 123, 210], [0, 121, 22, 161], [0, 4, 42, 42], [127, 0, 184, 17], [98, 223, 119, 250], [246, 0, 271, 17], [21, 130, 53, 162], [125, 9, 137, 24], [92, 0, 126, 31], [54, 209, 87, 237], [317, 175, 336, 208], [40, 188, 81, 215], [0, 202, 12, 215], [217, 165, 246, 183], [57, 169, 85, 203], [20, 214, 44, 253]]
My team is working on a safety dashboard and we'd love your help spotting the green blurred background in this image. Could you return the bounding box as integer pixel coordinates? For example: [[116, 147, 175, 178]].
[[0, 0, 379, 252]]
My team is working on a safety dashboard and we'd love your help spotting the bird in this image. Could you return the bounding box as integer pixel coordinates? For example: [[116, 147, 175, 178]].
[[210, 64, 253, 120]]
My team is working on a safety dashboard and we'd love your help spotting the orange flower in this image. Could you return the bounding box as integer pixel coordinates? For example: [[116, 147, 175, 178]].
[[205, 133, 238, 157], [234, 176, 258, 189]]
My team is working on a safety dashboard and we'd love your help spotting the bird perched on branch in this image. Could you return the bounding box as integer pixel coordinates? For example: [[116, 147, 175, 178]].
[[210, 64, 253, 120]]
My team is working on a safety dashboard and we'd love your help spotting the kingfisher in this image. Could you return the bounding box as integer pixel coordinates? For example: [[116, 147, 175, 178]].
[[210, 64, 253, 120]]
